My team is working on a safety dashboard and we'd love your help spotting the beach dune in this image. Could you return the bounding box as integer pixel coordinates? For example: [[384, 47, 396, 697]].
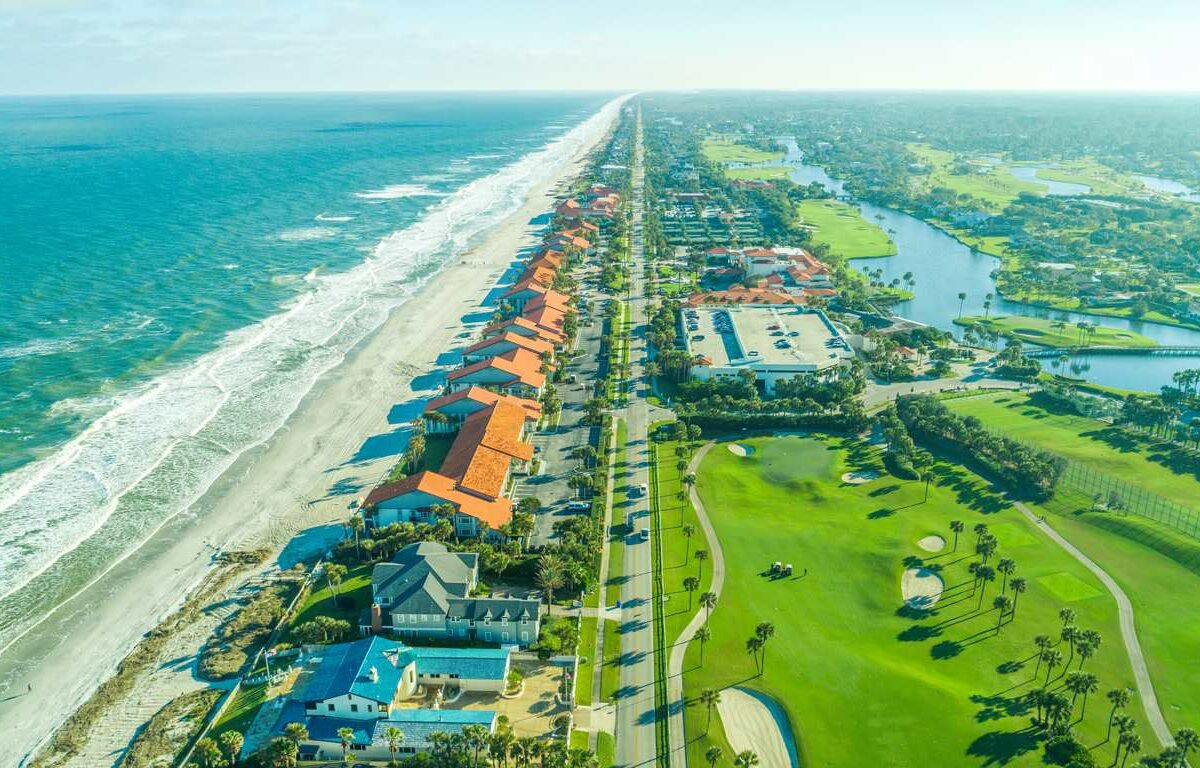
[[0, 97, 622, 768]]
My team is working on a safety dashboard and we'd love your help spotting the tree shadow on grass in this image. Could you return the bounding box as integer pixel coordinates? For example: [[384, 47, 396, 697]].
[[898, 624, 942, 642], [966, 727, 1042, 766], [971, 691, 1033, 723]]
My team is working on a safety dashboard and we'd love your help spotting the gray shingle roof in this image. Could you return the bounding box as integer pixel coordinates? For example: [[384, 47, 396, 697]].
[[446, 597, 540, 622]]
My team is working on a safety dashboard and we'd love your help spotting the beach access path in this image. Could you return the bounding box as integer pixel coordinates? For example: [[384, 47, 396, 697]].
[[2, 100, 622, 768]]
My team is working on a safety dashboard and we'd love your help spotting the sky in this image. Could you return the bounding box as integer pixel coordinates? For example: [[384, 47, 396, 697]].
[[1, 0, 1198, 95]]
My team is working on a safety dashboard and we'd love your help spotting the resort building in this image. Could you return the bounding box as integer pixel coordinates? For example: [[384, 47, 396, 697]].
[[362, 542, 541, 646], [267, 636, 507, 761], [461, 331, 554, 365], [479, 316, 563, 347], [500, 277, 552, 313], [683, 305, 854, 395], [366, 400, 534, 537], [445, 348, 546, 398], [423, 386, 540, 434]]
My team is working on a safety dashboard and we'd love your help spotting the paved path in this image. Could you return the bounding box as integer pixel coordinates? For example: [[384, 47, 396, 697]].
[[663, 443, 724, 767], [1014, 502, 1173, 748]]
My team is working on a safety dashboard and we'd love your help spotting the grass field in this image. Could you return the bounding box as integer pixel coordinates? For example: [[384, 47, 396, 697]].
[[701, 138, 785, 165], [954, 315, 1157, 348], [909, 144, 1044, 210], [796, 198, 897, 258], [724, 166, 790, 181], [945, 391, 1200, 730], [286, 564, 371, 638], [576, 616, 597, 707], [682, 434, 1152, 768]]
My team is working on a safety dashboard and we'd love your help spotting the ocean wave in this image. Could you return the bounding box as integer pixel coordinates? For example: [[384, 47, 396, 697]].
[[0, 95, 626, 649], [315, 213, 356, 222], [278, 226, 338, 242], [353, 184, 445, 200], [0, 338, 77, 361]]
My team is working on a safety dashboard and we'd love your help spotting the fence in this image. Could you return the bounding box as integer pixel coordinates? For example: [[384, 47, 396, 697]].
[[1054, 459, 1200, 540]]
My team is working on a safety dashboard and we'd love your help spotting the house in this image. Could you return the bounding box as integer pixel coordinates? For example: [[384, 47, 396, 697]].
[[461, 332, 554, 364], [500, 277, 550, 312], [480, 316, 564, 347], [362, 541, 542, 646], [518, 265, 557, 288], [446, 348, 546, 398], [267, 636, 507, 761], [522, 289, 571, 315], [423, 386, 541, 434], [522, 304, 568, 338], [367, 400, 534, 537]]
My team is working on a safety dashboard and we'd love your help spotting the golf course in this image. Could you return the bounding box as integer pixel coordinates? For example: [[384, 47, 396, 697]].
[[679, 433, 1157, 768]]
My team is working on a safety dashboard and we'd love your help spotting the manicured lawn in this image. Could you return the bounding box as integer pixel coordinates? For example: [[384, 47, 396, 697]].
[[954, 315, 1157, 348], [796, 198, 896, 258], [724, 166, 790, 180], [600, 618, 622, 702], [596, 731, 615, 767], [286, 563, 373, 638], [945, 392, 1200, 731], [701, 138, 784, 165], [211, 681, 266, 743], [605, 419, 628, 607], [576, 616, 597, 707], [908, 144, 1044, 210], [1178, 283, 1200, 298], [1010, 159, 1140, 197], [683, 434, 1151, 768]]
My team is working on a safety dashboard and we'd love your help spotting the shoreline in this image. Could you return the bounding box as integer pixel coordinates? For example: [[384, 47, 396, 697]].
[[1, 97, 622, 768]]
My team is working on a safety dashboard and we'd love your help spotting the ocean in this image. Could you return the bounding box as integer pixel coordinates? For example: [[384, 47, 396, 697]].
[[0, 92, 614, 651]]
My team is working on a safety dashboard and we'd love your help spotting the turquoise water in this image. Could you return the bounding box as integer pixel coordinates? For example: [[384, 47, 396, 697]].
[[0, 93, 614, 646]]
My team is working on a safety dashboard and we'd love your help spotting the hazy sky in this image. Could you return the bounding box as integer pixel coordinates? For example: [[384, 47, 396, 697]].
[[1, 0, 1197, 95]]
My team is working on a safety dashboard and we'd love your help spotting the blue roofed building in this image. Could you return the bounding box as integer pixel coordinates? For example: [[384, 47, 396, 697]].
[[265, 636, 510, 761]]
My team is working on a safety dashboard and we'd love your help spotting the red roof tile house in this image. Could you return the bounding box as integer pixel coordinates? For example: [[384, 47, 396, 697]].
[[445, 348, 546, 398], [500, 277, 551, 313], [480, 316, 564, 347], [461, 332, 554, 364], [365, 401, 534, 539], [522, 304, 567, 338], [423, 386, 541, 434]]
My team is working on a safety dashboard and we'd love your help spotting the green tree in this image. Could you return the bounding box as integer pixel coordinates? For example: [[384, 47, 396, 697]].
[[755, 621, 776, 675], [699, 687, 722, 733], [536, 554, 567, 605], [324, 563, 347, 607], [699, 591, 717, 622], [695, 624, 712, 666], [384, 726, 405, 766], [734, 751, 760, 768], [745, 635, 764, 674], [194, 737, 224, 768], [1009, 577, 1028, 617], [705, 745, 724, 768], [337, 727, 355, 763], [1042, 648, 1064, 686], [683, 576, 700, 610], [681, 523, 696, 565], [267, 737, 297, 768], [283, 722, 309, 746], [694, 548, 709, 579], [950, 520, 965, 551], [993, 594, 1011, 633], [219, 731, 244, 766], [1106, 688, 1132, 741]]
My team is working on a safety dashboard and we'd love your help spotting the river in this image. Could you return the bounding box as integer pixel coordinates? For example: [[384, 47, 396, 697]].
[[780, 140, 1200, 392]]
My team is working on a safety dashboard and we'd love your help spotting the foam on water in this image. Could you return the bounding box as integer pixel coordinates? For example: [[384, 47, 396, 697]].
[[0, 95, 623, 651], [278, 226, 338, 242], [353, 184, 444, 200], [314, 213, 356, 222]]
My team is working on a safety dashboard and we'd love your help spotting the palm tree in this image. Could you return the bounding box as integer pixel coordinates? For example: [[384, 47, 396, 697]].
[[694, 548, 709, 578], [1065, 671, 1099, 719], [1062, 625, 1078, 668], [705, 745, 724, 768], [324, 563, 347, 606], [746, 636, 764, 674], [755, 621, 776, 675], [1059, 607, 1076, 630], [699, 591, 718, 622], [920, 469, 933, 502], [1119, 731, 1143, 768], [348, 515, 364, 559], [1106, 688, 1132, 741], [996, 558, 1016, 594], [268, 737, 298, 768], [383, 726, 405, 766], [957, 292, 967, 319], [1009, 577, 1027, 617], [975, 565, 996, 608], [973, 523, 989, 548], [284, 722, 309, 747], [1175, 728, 1200, 759], [734, 750, 760, 768], [1033, 635, 1053, 678], [950, 520, 965, 551], [219, 731, 244, 766], [337, 727, 355, 763], [699, 687, 722, 733], [683, 576, 700, 610], [1042, 649, 1063, 686], [993, 595, 1011, 633], [696, 624, 712, 666], [681, 523, 696, 565], [536, 554, 567, 605]]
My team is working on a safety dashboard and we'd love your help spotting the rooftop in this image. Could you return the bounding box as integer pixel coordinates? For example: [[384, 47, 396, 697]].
[[684, 305, 852, 371]]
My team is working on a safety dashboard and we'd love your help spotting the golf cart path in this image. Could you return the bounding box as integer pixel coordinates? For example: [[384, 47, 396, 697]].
[[1014, 501, 1172, 748], [666, 442, 727, 766]]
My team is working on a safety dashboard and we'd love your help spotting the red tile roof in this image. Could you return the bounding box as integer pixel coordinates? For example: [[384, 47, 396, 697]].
[[464, 331, 554, 359], [446, 348, 546, 389], [364, 471, 512, 530], [424, 386, 542, 420], [439, 400, 534, 500], [481, 316, 564, 344]]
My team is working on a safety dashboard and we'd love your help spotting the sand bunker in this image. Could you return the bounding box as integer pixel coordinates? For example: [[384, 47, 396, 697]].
[[902, 568, 944, 608], [715, 687, 799, 768], [727, 443, 755, 457], [841, 470, 881, 485], [918, 535, 946, 553]]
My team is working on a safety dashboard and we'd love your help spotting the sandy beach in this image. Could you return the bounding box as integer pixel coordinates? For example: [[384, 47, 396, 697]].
[[0, 98, 621, 768]]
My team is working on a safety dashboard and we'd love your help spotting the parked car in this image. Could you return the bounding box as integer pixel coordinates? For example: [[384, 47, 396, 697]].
[[566, 500, 590, 512], [638, 528, 650, 542]]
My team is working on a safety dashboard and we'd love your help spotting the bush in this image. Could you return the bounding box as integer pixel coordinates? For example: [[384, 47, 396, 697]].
[[1044, 735, 1095, 767], [884, 451, 920, 480]]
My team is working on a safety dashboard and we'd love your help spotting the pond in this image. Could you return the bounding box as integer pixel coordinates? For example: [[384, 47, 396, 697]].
[[1007, 164, 1090, 196], [1136, 174, 1200, 203], [779, 141, 1200, 392]]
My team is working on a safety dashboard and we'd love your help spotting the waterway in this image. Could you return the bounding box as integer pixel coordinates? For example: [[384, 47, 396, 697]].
[[1136, 174, 1200, 203], [1008, 165, 1091, 196], [780, 140, 1200, 392]]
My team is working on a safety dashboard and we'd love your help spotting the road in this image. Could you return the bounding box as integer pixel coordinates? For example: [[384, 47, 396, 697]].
[[614, 109, 661, 768], [1014, 502, 1174, 749]]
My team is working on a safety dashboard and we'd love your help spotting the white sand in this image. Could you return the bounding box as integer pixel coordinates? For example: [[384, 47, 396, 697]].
[[1, 103, 621, 767], [841, 469, 881, 485], [715, 688, 795, 768], [727, 443, 754, 457], [918, 535, 946, 552], [902, 567, 945, 608]]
